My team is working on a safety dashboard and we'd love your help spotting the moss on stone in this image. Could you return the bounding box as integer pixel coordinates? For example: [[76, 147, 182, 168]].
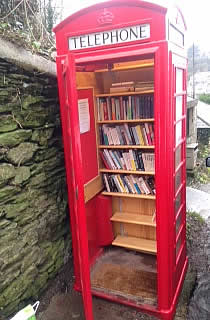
[[31, 128, 54, 146], [0, 115, 18, 133], [7, 142, 38, 165], [0, 130, 32, 147], [13, 166, 31, 185], [22, 95, 44, 110], [0, 163, 16, 186], [0, 185, 21, 203]]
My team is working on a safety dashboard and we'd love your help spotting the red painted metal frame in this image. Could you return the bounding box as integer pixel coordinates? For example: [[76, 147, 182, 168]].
[[54, 1, 188, 319], [56, 55, 94, 320]]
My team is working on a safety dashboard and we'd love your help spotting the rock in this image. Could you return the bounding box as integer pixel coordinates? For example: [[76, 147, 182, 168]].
[[188, 273, 210, 319], [0, 164, 16, 186], [0, 102, 21, 114], [12, 166, 31, 185], [0, 130, 32, 147], [14, 112, 49, 128], [4, 201, 29, 219], [0, 219, 10, 228], [0, 265, 38, 314], [31, 128, 54, 146], [0, 90, 9, 96], [22, 95, 44, 109], [6, 142, 38, 165], [34, 147, 58, 162], [0, 185, 21, 204], [0, 263, 21, 292], [21, 246, 41, 272], [0, 222, 18, 238], [0, 115, 17, 132], [0, 59, 68, 319]]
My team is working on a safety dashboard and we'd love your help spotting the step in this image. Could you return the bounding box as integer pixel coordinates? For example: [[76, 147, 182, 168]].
[[112, 235, 157, 254], [111, 212, 156, 226]]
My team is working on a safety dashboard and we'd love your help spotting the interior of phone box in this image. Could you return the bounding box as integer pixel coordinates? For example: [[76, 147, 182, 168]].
[[76, 55, 157, 307]]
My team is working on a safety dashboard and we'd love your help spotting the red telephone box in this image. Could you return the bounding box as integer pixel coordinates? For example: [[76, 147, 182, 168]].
[[54, 1, 188, 319]]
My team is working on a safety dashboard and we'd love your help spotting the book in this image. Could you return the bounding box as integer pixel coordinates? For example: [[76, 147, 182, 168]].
[[102, 173, 155, 195], [97, 94, 154, 121], [110, 86, 135, 93]]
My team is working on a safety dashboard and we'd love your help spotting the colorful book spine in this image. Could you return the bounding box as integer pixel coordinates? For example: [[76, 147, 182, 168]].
[[102, 174, 155, 195]]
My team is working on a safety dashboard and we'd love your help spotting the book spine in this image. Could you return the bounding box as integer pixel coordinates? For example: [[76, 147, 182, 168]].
[[145, 123, 152, 145], [111, 98, 116, 120], [100, 151, 111, 169]]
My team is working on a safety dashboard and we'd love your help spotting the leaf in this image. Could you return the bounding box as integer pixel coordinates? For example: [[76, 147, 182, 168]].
[[32, 41, 41, 49]]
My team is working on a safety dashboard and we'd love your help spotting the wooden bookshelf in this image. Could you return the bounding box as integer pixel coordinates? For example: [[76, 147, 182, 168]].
[[98, 119, 154, 124], [100, 169, 155, 175], [99, 145, 154, 149], [96, 90, 154, 98], [111, 212, 156, 226], [95, 61, 154, 73], [112, 235, 157, 254], [102, 192, 155, 200], [96, 66, 156, 255]]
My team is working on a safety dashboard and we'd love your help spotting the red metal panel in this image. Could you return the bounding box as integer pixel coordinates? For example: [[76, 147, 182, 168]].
[[56, 54, 94, 320], [54, 1, 188, 318], [56, 56, 81, 289], [54, 0, 166, 57], [154, 43, 174, 312], [77, 89, 98, 184]]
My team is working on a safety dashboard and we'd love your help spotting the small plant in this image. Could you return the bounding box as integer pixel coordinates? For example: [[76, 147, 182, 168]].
[[199, 94, 210, 105], [186, 211, 205, 243]]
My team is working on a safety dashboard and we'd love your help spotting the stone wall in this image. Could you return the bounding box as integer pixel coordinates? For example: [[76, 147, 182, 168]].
[[0, 58, 70, 318]]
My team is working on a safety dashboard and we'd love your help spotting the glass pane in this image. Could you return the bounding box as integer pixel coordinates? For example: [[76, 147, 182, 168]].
[[175, 191, 182, 214], [176, 96, 183, 121], [175, 166, 182, 192], [176, 68, 183, 93], [175, 144, 182, 169], [176, 210, 183, 235], [176, 121, 182, 145], [176, 236, 182, 257]]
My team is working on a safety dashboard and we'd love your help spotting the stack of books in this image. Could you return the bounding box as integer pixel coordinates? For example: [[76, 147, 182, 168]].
[[99, 123, 154, 146], [134, 81, 154, 92], [97, 94, 154, 121], [100, 149, 155, 172], [110, 81, 135, 93], [109, 81, 154, 93], [103, 174, 155, 195]]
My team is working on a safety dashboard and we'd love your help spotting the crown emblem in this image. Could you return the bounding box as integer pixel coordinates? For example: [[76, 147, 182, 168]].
[[97, 9, 114, 25]]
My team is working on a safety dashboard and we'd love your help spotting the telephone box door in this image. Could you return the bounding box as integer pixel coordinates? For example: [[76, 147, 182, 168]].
[[59, 53, 94, 320]]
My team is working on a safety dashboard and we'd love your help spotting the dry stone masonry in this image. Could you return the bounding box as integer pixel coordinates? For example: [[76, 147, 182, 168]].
[[0, 58, 70, 318]]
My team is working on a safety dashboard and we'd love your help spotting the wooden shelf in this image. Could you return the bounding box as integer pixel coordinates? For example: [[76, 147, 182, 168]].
[[98, 119, 154, 124], [111, 212, 156, 226], [100, 169, 155, 175], [95, 62, 154, 73], [96, 90, 154, 98], [99, 145, 154, 149], [112, 235, 157, 254], [102, 192, 155, 200]]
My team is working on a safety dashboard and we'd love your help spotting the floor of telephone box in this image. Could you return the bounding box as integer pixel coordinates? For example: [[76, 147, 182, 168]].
[[90, 248, 157, 307]]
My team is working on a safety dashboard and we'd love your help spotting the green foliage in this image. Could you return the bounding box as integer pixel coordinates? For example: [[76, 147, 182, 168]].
[[199, 94, 210, 105], [0, 0, 63, 54], [186, 211, 205, 243], [187, 141, 210, 187]]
